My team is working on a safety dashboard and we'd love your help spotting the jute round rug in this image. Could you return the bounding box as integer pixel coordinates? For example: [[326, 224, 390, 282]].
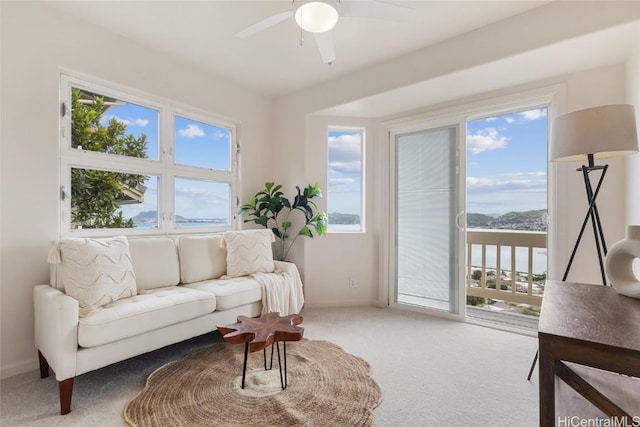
[[123, 339, 382, 426]]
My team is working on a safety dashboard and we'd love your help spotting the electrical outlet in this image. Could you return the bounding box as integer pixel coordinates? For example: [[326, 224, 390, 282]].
[[349, 278, 357, 288]]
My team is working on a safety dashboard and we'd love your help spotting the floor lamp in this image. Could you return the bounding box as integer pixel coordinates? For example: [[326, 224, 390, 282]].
[[526, 104, 639, 381]]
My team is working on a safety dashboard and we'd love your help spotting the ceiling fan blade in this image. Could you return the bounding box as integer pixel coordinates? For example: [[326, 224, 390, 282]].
[[235, 11, 293, 39], [314, 31, 336, 65], [340, 0, 416, 22]]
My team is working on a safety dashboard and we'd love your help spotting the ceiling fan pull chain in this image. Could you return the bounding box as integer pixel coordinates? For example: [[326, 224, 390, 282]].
[[299, 21, 304, 47], [297, 0, 303, 47]]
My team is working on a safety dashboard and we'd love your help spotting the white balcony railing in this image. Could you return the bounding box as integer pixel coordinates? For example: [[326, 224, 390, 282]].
[[466, 229, 546, 307]]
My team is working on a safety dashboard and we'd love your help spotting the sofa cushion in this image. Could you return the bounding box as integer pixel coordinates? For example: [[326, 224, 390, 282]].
[[128, 237, 180, 290], [222, 229, 275, 277], [77, 286, 216, 348], [177, 234, 227, 284], [183, 277, 262, 311], [51, 236, 137, 317]]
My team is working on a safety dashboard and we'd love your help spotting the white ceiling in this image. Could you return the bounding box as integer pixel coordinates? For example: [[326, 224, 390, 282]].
[[47, 0, 552, 97]]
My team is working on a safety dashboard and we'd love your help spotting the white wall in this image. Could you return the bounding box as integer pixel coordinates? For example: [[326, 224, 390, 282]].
[[0, 2, 273, 378], [625, 45, 640, 226]]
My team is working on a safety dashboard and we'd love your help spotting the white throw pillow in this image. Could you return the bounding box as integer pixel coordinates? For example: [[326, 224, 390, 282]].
[[52, 236, 137, 317], [222, 229, 275, 278]]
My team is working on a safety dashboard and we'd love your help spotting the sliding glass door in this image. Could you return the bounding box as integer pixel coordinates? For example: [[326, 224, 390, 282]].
[[391, 123, 463, 315]]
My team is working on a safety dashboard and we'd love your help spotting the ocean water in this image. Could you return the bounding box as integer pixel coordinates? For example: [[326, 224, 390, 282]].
[[469, 245, 547, 275], [133, 220, 229, 229]]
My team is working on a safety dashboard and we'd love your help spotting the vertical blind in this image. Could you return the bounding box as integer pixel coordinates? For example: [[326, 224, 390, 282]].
[[396, 126, 457, 310]]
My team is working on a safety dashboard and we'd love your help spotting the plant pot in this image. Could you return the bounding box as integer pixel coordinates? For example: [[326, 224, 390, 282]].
[[605, 225, 640, 298]]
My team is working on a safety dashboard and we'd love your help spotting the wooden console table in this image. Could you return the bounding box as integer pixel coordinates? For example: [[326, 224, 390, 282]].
[[538, 280, 640, 426]]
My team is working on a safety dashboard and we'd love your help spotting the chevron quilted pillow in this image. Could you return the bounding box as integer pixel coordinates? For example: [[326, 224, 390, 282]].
[[50, 236, 137, 317], [222, 229, 275, 278]]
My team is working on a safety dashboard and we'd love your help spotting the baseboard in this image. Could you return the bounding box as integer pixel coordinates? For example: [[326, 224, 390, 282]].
[[1, 356, 38, 380], [303, 300, 378, 308]]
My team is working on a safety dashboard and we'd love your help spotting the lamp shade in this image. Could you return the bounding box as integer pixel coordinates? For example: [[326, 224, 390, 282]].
[[550, 104, 639, 162], [295, 1, 339, 33]]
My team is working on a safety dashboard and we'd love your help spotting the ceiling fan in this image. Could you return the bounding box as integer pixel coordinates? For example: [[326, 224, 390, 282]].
[[235, 0, 416, 65]]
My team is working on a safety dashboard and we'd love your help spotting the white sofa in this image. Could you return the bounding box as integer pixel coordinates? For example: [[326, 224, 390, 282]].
[[33, 234, 304, 415]]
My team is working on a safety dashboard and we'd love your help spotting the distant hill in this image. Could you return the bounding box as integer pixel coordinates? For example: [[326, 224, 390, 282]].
[[468, 209, 547, 231], [132, 211, 187, 222], [328, 212, 360, 225], [467, 213, 495, 228]]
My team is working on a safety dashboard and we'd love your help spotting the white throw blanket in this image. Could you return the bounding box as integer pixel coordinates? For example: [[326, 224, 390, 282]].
[[251, 264, 304, 315]]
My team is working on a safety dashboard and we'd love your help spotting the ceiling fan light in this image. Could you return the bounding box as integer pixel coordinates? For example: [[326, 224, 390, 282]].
[[294, 1, 339, 33]]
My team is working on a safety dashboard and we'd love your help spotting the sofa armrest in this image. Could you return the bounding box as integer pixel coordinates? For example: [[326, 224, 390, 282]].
[[33, 284, 79, 381], [273, 261, 305, 313]]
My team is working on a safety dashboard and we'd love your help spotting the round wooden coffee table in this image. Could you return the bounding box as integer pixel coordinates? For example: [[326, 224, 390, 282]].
[[218, 312, 304, 389]]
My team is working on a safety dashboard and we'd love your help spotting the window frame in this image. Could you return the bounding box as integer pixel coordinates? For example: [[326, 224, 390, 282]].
[[59, 73, 239, 237], [326, 126, 366, 233]]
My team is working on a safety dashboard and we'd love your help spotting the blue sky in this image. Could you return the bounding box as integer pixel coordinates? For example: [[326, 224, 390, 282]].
[[99, 101, 232, 221], [466, 108, 548, 215]]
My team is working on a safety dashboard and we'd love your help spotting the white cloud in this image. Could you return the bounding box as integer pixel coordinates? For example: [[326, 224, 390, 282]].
[[174, 185, 229, 218], [466, 127, 508, 154], [328, 177, 358, 194], [520, 109, 547, 120], [131, 118, 149, 127], [178, 124, 205, 138], [505, 117, 516, 124], [502, 171, 546, 178], [102, 115, 149, 127], [467, 171, 547, 193], [175, 186, 213, 198], [466, 177, 498, 189], [329, 178, 355, 186], [329, 161, 361, 174], [328, 133, 361, 174]]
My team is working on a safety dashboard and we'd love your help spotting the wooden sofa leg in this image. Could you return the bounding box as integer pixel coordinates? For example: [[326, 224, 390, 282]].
[[59, 378, 74, 415], [38, 351, 49, 379]]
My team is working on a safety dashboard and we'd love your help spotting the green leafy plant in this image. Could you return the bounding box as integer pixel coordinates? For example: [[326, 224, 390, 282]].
[[238, 182, 327, 261], [70, 87, 148, 228]]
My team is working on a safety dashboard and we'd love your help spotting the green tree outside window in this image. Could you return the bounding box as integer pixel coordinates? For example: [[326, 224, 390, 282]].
[[70, 88, 148, 228]]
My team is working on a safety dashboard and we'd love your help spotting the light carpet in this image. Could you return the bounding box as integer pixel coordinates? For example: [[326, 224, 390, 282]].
[[123, 339, 382, 426], [0, 306, 539, 426]]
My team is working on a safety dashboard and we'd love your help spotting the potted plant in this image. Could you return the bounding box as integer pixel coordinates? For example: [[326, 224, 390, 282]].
[[238, 182, 327, 261]]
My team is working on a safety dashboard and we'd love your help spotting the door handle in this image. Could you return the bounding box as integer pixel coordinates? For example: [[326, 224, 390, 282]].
[[455, 210, 465, 230]]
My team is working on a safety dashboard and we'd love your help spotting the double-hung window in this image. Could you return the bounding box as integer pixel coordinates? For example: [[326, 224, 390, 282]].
[[59, 74, 237, 236]]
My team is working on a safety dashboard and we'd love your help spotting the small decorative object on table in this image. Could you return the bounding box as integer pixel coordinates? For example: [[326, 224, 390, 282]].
[[605, 225, 640, 298], [218, 312, 304, 389]]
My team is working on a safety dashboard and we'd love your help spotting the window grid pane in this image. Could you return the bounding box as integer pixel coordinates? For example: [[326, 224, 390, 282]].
[[174, 116, 231, 171], [174, 178, 231, 228], [70, 167, 158, 230], [71, 87, 159, 161]]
